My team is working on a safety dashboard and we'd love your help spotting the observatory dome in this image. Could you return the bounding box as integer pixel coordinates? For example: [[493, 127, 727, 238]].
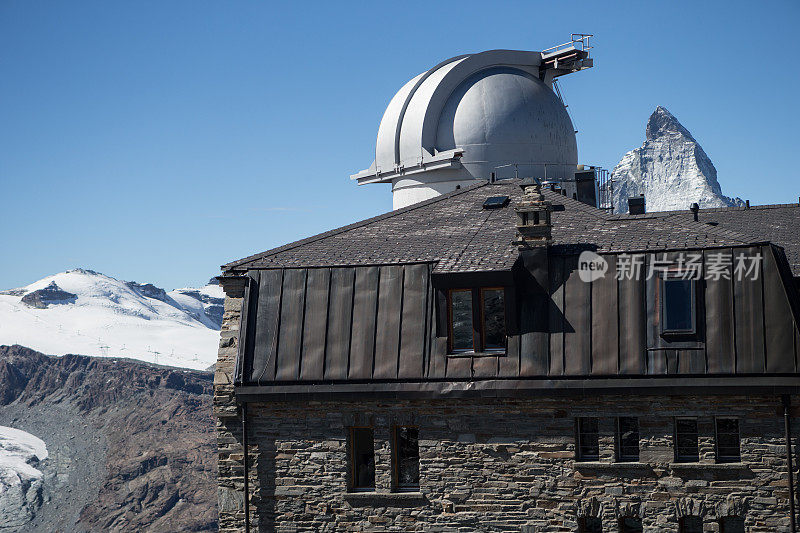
[[351, 49, 588, 209]]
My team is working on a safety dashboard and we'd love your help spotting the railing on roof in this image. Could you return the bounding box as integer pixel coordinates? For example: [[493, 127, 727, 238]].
[[596, 167, 614, 213], [541, 34, 594, 57]]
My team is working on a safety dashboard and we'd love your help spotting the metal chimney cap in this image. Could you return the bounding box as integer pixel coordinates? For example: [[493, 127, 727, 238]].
[[690, 203, 699, 212]]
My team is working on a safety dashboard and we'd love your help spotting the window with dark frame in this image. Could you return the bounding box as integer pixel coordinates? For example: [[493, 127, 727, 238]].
[[679, 516, 703, 533], [674, 418, 699, 462], [393, 426, 419, 492], [349, 427, 375, 491], [578, 516, 603, 533], [715, 418, 740, 463], [618, 516, 643, 533], [660, 276, 696, 335], [615, 417, 639, 462], [576, 417, 600, 461], [719, 516, 745, 533], [447, 287, 506, 353]]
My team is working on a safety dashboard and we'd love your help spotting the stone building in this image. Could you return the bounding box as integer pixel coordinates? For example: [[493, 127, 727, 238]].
[[213, 42, 800, 532]]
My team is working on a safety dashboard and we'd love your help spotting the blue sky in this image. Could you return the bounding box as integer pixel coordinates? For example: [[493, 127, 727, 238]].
[[1, 1, 798, 290]]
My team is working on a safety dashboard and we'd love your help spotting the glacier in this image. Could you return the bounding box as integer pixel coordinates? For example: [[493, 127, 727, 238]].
[[0, 426, 48, 531], [610, 106, 744, 214]]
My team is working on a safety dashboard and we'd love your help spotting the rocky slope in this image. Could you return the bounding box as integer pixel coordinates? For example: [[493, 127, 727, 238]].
[[610, 106, 744, 213], [0, 345, 216, 532]]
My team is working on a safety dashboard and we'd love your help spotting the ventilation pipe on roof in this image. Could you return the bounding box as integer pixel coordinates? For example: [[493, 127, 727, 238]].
[[628, 195, 646, 215], [690, 203, 699, 222]]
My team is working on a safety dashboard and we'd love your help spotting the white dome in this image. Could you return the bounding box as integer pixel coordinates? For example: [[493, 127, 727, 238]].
[[351, 50, 584, 209], [436, 66, 577, 181]]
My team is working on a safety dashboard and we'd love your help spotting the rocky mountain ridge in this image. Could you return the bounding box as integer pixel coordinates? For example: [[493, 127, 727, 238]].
[[611, 106, 744, 213], [0, 345, 216, 532]]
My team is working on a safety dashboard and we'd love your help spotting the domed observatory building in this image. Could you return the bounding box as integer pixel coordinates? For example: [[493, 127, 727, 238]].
[[351, 38, 594, 209]]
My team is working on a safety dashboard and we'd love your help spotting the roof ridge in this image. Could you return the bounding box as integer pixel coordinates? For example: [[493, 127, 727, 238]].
[[222, 180, 490, 270], [645, 202, 800, 215]]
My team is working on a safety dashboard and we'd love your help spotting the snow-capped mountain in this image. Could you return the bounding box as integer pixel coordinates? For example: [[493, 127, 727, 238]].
[[610, 106, 744, 213], [0, 269, 223, 370], [168, 283, 225, 330]]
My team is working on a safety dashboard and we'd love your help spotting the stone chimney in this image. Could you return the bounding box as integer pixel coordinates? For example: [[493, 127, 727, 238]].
[[628, 195, 645, 215], [514, 178, 553, 248], [514, 179, 551, 340]]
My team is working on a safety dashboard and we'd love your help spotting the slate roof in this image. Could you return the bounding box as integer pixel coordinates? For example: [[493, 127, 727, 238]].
[[642, 203, 800, 277], [222, 181, 761, 274]]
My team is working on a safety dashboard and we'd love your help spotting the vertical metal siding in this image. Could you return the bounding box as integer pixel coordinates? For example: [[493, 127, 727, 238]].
[[250, 269, 283, 383], [399, 264, 429, 379], [300, 268, 330, 380], [704, 249, 735, 374], [591, 255, 619, 375], [238, 245, 800, 385], [519, 250, 550, 377], [617, 256, 646, 375], [324, 268, 354, 380], [548, 255, 566, 376], [734, 247, 765, 373], [373, 266, 403, 379], [348, 267, 380, 379], [275, 269, 306, 381], [763, 246, 796, 373], [563, 256, 591, 375]]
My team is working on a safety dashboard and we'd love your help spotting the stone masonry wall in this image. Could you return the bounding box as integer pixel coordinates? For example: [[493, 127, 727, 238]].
[[214, 297, 800, 532]]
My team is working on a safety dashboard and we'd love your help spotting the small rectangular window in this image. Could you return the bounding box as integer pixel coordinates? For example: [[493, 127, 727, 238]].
[[349, 427, 375, 491], [618, 516, 642, 533], [576, 417, 599, 461], [449, 289, 474, 352], [578, 516, 603, 533], [447, 287, 506, 353], [674, 418, 699, 462], [481, 288, 505, 351], [679, 516, 703, 533], [715, 418, 740, 463], [661, 278, 696, 334], [615, 417, 639, 462], [393, 426, 419, 491]]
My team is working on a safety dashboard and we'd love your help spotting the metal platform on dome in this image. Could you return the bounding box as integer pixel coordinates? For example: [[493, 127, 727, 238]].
[[540, 34, 594, 81]]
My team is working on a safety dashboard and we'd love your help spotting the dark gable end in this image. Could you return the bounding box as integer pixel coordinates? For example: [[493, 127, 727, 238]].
[[221, 181, 800, 399]]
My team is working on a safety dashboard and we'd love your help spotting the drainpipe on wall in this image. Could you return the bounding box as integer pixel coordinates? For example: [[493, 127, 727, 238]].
[[784, 395, 797, 533], [242, 402, 250, 533]]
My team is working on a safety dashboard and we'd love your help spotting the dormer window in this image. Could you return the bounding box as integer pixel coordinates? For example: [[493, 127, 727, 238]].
[[447, 287, 506, 354], [660, 275, 696, 336]]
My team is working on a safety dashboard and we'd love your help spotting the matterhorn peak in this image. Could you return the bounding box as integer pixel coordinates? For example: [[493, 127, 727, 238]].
[[611, 106, 744, 213], [645, 106, 696, 142]]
